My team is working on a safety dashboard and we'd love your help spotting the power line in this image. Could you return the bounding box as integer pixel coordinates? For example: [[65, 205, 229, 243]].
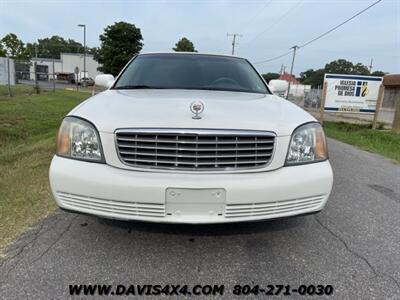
[[238, 0, 272, 33], [253, 0, 383, 65], [299, 0, 382, 48], [243, 0, 304, 47], [253, 50, 292, 64]]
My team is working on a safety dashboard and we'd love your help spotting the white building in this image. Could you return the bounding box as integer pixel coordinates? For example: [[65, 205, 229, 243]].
[[0, 57, 16, 85], [29, 53, 101, 81], [278, 72, 311, 98], [289, 84, 312, 97]]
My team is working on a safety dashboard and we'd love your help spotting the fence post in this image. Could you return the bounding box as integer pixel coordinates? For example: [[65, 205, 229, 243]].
[[392, 94, 400, 133], [52, 60, 56, 92], [33, 62, 39, 94], [7, 57, 12, 97], [372, 84, 385, 129], [319, 82, 328, 124]]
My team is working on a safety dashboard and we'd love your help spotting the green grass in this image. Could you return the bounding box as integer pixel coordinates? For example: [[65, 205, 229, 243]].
[[0, 84, 39, 98], [323, 122, 400, 163], [0, 85, 88, 256]]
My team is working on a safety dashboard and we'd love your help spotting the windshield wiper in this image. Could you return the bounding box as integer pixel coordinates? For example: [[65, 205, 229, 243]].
[[114, 85, 160, 90]]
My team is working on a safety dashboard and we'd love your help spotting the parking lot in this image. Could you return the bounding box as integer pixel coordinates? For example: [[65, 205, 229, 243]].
[[0, 138, 399, 299]]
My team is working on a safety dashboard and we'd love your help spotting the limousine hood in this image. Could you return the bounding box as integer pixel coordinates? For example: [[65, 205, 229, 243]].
[[69, 89, 316, 136]]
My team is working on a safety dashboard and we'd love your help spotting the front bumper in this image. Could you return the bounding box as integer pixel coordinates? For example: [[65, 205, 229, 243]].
[[49, 156, 333, 224]]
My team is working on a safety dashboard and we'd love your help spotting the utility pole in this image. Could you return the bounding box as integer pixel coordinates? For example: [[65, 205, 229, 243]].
[[286, 45, 299, 100], [78, 24, 86, 81], [227, 33, 242, 55], [280, 64, 286, 75], [369, 58, 373, 73]]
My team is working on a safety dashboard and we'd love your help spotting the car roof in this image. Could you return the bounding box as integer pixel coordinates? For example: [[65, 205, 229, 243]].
[[137, 52, 247, 61]]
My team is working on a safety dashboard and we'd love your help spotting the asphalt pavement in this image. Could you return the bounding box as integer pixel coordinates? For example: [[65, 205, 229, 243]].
[[1, 139, 399, 299]]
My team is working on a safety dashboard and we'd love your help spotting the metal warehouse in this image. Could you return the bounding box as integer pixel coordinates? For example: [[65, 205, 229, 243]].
[[29, 53, 101, 81]]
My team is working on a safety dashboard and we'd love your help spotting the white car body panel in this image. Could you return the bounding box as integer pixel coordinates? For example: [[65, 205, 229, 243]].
[[70, 89, 315, 136], [49, 53, 333, 224], [50, 156, 333, 224]]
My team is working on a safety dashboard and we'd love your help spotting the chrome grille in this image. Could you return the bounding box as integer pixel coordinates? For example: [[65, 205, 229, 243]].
[[115, 129, 275, 171]]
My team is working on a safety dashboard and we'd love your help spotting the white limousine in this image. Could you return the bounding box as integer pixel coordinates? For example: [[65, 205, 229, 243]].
[[49, 53, 333, 224]]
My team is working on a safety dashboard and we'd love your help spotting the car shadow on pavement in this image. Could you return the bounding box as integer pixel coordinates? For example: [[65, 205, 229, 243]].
[[94, 214, 309, 237]]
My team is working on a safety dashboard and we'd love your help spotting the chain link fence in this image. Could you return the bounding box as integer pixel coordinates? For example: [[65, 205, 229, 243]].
[[0, 57, 104, 97], [287, 85, 396, 128], [2, 57, 398, 129]]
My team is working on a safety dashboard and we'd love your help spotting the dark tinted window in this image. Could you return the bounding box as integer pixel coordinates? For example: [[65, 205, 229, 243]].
[[114, 54, 268, 94]]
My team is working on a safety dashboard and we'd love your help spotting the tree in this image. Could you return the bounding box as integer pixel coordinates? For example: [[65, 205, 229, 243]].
[[324, 59, 371, 75], [324, 59, 354, 75], [1, 33, 30, 60], [94, 22, 143, 75], [371, 70, 386, 77], [299, 68, 325, 88], [0, 43, 6, 57], [262, 73, 280, 83], [26, 35, 91, 59], [173, 37, 197, 52], [36, 36, 66, 58], [299, 59, 387, 87], [352, 63, 370, 75]]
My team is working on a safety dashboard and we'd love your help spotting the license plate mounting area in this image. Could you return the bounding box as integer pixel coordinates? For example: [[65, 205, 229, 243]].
[[165, 188, 225, 217]]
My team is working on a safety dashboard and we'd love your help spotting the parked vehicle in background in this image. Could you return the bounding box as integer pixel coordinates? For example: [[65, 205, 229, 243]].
[[49, 53, 333, 224], [79, 77, 95, 87], [56, 73, 76, 84]]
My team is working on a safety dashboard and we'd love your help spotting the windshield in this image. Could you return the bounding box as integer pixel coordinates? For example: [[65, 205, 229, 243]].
[[113, 54, 269, 94]]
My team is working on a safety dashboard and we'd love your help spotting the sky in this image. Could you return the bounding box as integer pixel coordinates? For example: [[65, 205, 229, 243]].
[[1, 0, 399, 75]]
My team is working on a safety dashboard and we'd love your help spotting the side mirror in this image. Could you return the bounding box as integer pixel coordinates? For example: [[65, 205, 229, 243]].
[[95, 74, 115, 88], [268, 79, 288, 95]]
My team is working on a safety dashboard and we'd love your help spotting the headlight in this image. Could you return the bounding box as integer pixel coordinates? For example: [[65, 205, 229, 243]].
[[56, 116, 104, 162], [285, 122, 328, 165]]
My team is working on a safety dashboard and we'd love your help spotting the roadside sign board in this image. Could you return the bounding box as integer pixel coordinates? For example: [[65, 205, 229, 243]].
[[324, 73, 383, 114]]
